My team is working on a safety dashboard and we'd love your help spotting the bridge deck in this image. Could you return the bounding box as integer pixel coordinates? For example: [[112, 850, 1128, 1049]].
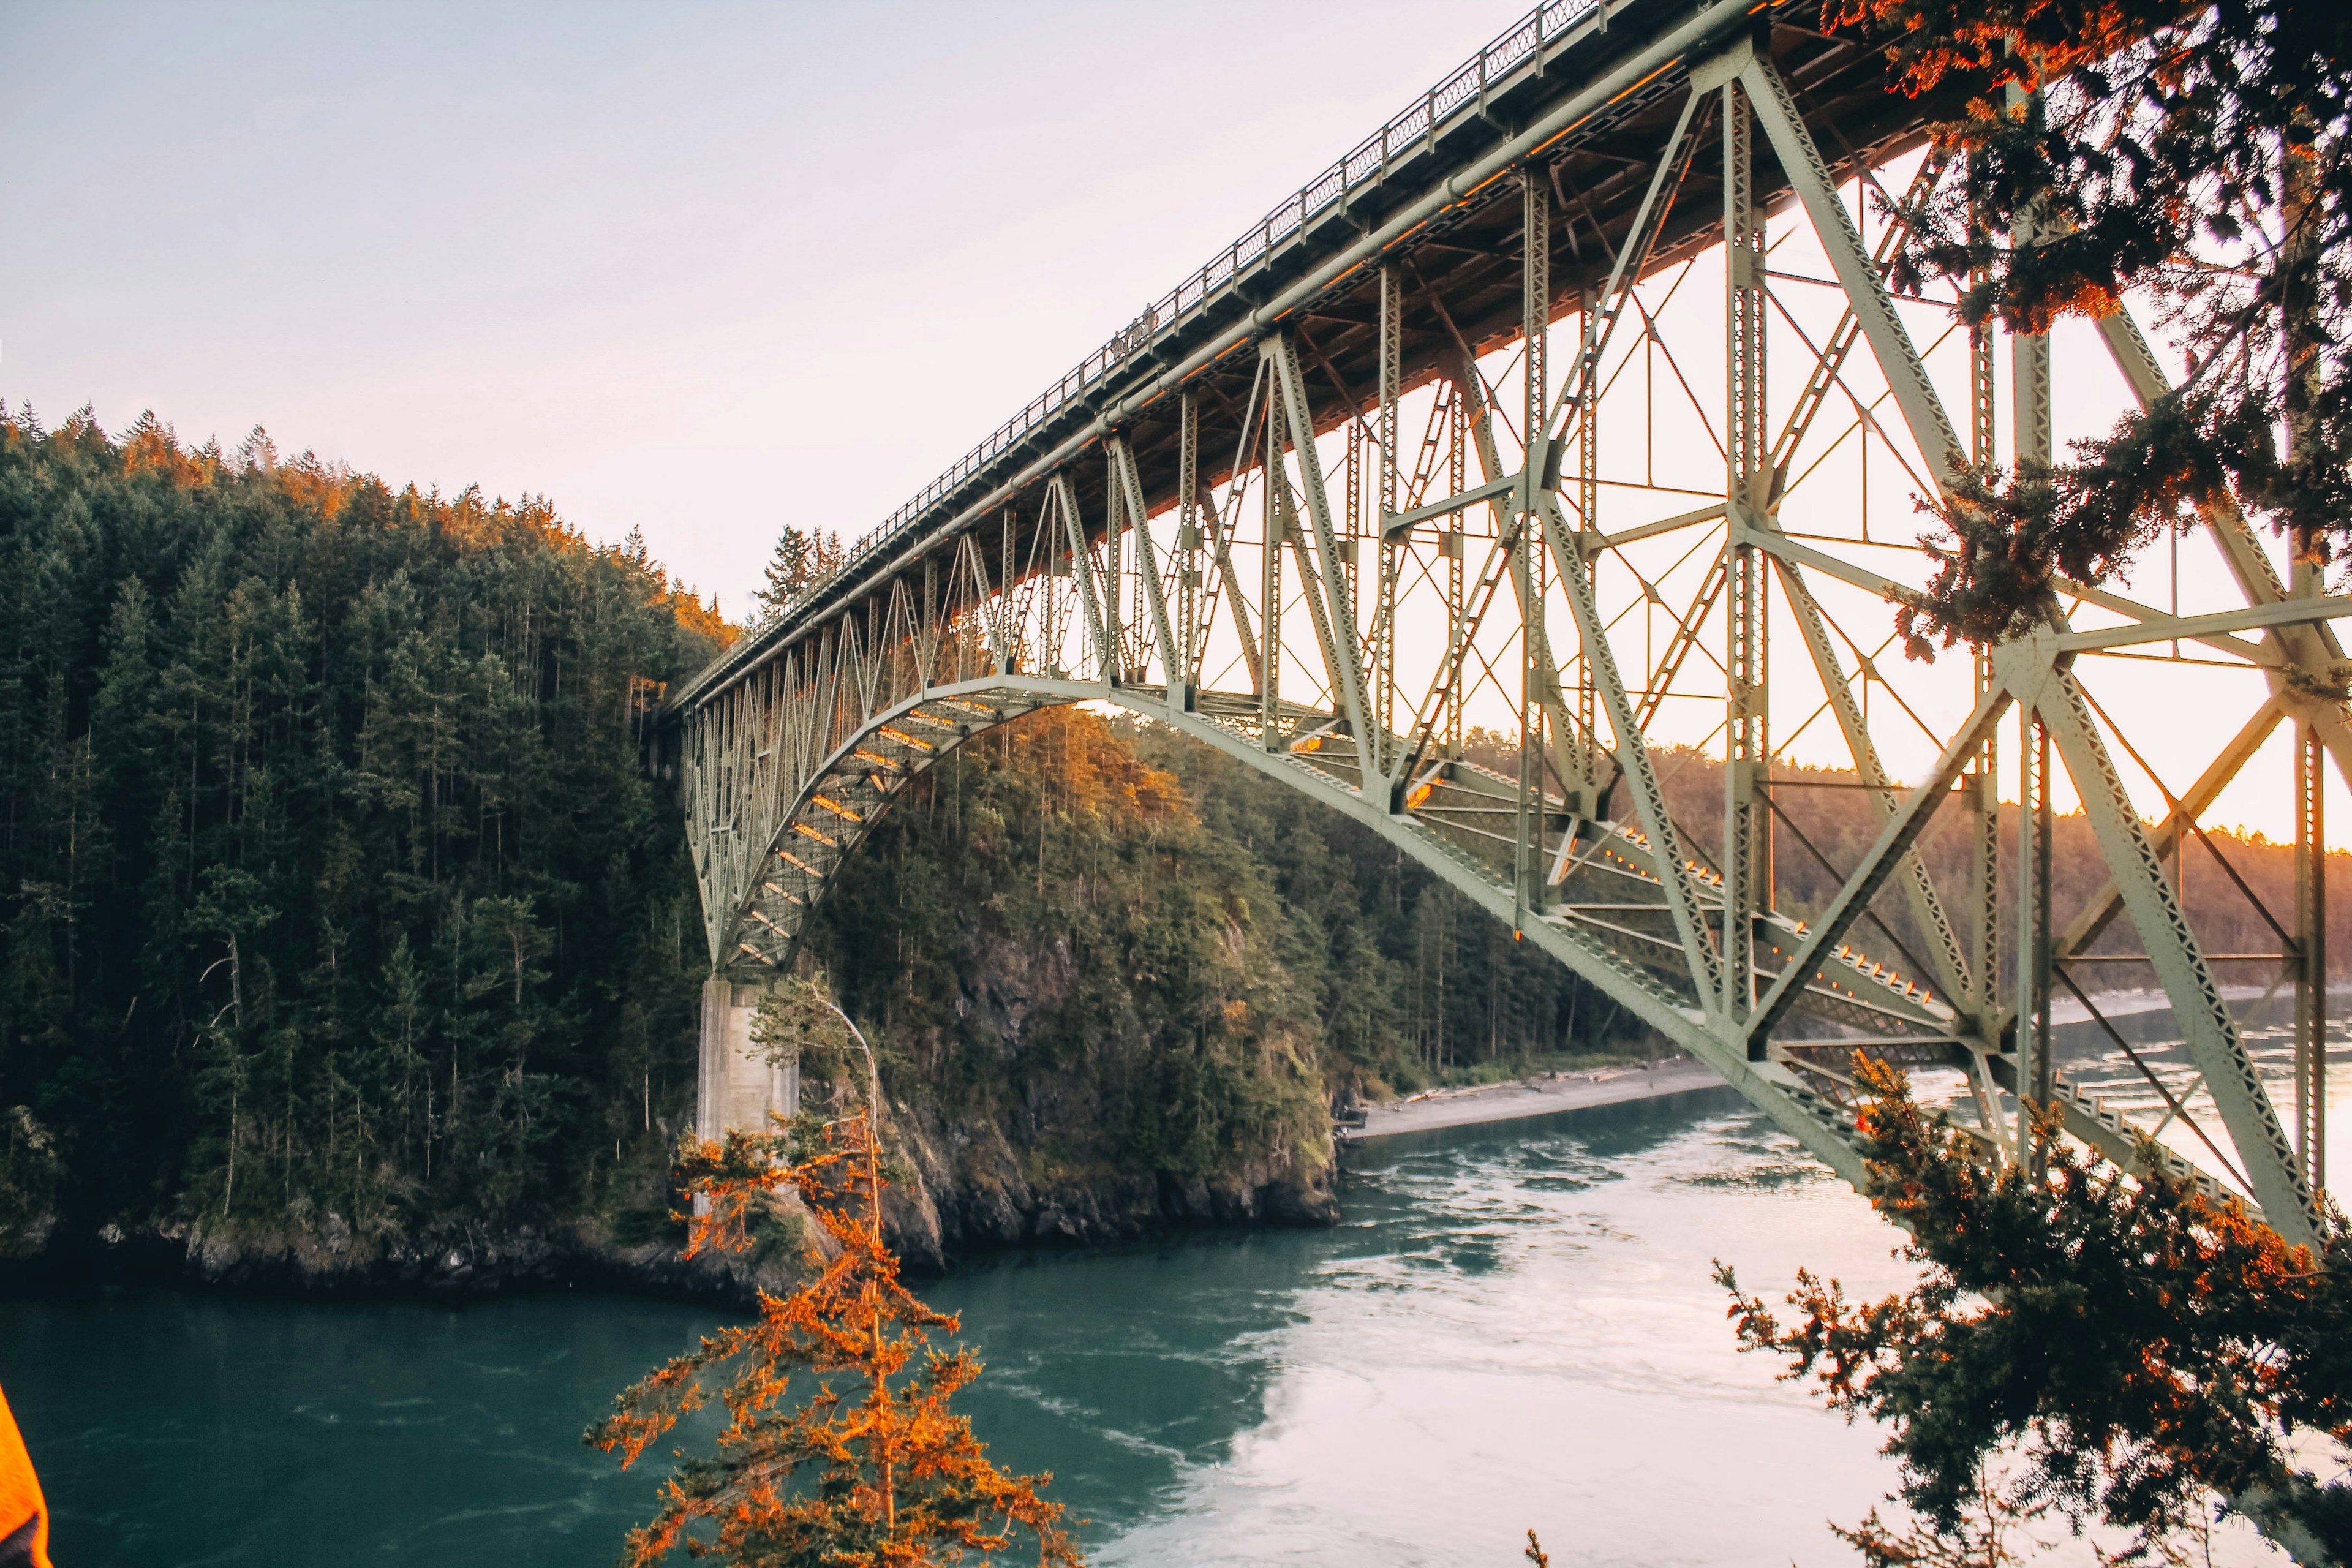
[[658, 0, 2333, 1241], [667, 0, 1951, 713]]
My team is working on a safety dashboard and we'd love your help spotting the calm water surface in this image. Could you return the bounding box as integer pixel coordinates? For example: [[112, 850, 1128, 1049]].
[[0, 1079, 2301, 1566]]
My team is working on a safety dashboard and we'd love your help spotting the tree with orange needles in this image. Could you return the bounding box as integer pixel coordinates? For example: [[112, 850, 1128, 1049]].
[[1828, 0, 2352, 657], [1718, 1055, 2352, 1565], [588, 1014, 1080, 1567]]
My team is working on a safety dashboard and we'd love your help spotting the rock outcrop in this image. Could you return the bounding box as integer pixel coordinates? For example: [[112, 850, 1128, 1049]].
[[879, 1091, 1336, 1273]]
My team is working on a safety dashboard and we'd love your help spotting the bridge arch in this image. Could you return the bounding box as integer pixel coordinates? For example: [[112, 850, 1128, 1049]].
[[687, 658, 1964, 1189], [666, 0, 2336, 1241]]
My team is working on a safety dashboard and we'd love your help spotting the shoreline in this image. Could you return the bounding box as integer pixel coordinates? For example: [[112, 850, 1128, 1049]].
[[1343, 979, 2323, 1144], [1344, 1055, 1726, 1139]]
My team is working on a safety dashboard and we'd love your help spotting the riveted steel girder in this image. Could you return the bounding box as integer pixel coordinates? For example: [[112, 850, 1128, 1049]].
[[666, 0, 2346, 1238]]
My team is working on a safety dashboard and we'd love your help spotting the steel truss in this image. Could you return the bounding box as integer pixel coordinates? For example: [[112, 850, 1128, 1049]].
[[666, 0, 2348, 1242]]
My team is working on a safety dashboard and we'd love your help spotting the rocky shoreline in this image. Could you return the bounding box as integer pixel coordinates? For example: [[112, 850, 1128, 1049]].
[[2, 1102, 1341, 1306], [880, 1094, 1337, 1272], [16, 1060, 1768, 1303], [2, 1215, 796, 1305]]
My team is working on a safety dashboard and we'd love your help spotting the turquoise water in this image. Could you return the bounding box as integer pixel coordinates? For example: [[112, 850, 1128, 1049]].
[[0, 1084, 2282, 1565]]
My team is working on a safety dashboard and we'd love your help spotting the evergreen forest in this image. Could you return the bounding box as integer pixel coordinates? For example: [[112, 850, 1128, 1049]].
[[4, 401, 2339, 1280], [0, 405, 1630, 1275], [0, 405, 730, 1264]]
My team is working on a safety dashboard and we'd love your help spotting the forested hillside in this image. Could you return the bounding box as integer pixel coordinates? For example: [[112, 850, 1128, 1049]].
[[8, 399, 2322, 1287], [797, 706, 1640, 1257], [0, 405, 1634, 1283], [0, 405, 729, 1265]]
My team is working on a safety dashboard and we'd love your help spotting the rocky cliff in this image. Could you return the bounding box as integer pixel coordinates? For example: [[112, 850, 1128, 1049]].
[[803, 708, 1344, 1271]]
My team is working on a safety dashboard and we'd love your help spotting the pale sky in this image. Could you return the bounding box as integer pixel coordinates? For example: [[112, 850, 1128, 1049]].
[[2, 0, 1473, 617], [7, 1, 2329, 841]]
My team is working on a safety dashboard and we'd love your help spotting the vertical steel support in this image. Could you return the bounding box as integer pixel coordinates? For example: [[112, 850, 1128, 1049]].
[[2010, 91, 2053, 477], [2297, 721, 2329, 1192], [1262, 405, 1284, 750], [1575, 284, 1600, 813], [1447, 383, 1467, 759], [1512, 509, 1536, 925], [1970, 650, 2000, 1023], [2010, 132, 2054, 1158], [1519, 165, 1551, 921], [920, 556, 938, 686], [1000, 507, 1016, 674], [2015, 708, 2054, 1164], [1377, 266, 1402, 782], [1969, 291, 1999, 476], [2290, 235, 2328, 1189], [951, 540, 974, 680], [1968, 225, 2002, 1032], [1104, 448, 1125, 679], [2015, 330, 2052, 475], [1724, 77, 1770, 1035], [1040, 493, 1061, 676], [1345, 417, 1363, 649], [1178, 394, 1200, 706]]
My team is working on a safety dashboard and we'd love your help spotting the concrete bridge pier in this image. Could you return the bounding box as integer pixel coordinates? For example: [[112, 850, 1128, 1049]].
[[696, 976, 797, 1140]]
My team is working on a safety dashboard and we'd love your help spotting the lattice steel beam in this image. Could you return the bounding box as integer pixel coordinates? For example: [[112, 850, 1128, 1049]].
[[666, 0, 2335, 1242]]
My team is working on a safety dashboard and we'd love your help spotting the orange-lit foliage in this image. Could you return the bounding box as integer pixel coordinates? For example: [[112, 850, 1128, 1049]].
[[15, 402, 739, 648], [589, 1114, 1082, 1567], [1824, 0, 2352, 654], [984, 706, 1187, 829], [1833, 0, 2199, 131], [1717, 1057, 2352, 1562]]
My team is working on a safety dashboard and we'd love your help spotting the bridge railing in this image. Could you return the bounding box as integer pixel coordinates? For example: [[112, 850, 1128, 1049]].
[[739, 0, 1604, 645]]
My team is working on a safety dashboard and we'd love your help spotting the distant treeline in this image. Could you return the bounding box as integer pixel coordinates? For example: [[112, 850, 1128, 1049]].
[[1458, 728, 2351, 998]]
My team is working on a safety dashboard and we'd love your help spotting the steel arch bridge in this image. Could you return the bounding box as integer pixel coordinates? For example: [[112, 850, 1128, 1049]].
[[662, 0, 2350, 1246]]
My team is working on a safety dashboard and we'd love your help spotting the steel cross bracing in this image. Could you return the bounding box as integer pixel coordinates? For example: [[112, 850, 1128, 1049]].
[[665, 0, 2348, 1242]]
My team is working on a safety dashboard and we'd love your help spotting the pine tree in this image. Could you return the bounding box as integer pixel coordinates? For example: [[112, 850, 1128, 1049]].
[[756, 527, 817, 620], [590, 1107, 1082, 1567], [1834, 0, 2352, 653], [0, 398, 725, 1253], [1717, 1057, 2352, 1564]]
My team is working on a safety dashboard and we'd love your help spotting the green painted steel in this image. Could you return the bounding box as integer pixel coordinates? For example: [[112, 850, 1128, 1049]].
[[663, 0, 2345, 1241]]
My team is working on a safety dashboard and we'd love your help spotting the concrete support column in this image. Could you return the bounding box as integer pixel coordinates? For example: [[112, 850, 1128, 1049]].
[[696, 975, 797, 1140]]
